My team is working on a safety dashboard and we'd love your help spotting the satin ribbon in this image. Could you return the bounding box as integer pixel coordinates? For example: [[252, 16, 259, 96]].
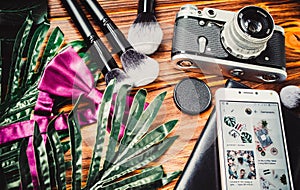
[[0, 47, 135, 188]]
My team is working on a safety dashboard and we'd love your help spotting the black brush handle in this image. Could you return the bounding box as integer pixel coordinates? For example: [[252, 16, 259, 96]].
[[61, 0, 119, 75], [137, 0, 156, 14], [82, 0, 132, 55]]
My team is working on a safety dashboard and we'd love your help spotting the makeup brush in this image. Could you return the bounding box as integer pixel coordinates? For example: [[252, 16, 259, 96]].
[[128, 0, 163, 55], [61, 0, 132, 88], [280, 85, 300, 109], [81, 0, 159, 87]]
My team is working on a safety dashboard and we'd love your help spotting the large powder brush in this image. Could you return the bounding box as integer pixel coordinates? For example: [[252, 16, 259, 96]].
[[82, 0, 160, 87], [128, 0, 163, 55], [280, 85, 300, 109]]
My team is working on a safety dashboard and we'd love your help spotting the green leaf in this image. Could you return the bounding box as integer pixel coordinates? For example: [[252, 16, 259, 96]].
[[119, 89, 147, 152], [7, 14, 33, 100], [36, 26, 64, 76], [162, 171, 182, 186], [0, 106, 34, 126], [22, 20, 50, 88], [61, 141, 71, 154], [117, 91, 166, 162], [33, 122, 51, 189], [101, 136, 178, 185], [118, 120, 178, 163], [0, 82, 39, 124], [61, 40, 86, 53], [224, 116, 236, 127], [68, 96, 83, 189], [86, 79, 116, 188], [47, 114, 67, 190], [97, 166, 164, 190], [103, 84, 131, 170], [19, 138, 33, 189]]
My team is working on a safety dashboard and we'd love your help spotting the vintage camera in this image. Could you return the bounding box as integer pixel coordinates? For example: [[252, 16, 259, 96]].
[[171, 5, 286, 82]]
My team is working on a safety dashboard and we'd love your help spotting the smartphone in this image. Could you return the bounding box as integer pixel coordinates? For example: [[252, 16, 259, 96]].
[[215, 88, 294, 190]]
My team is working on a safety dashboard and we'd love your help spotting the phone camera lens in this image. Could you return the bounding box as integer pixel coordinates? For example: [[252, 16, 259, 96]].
[[245, 108, 252, 115]]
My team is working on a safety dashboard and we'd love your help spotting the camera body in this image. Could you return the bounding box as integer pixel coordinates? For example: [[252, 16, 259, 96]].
[[171, 5, 286, 82]]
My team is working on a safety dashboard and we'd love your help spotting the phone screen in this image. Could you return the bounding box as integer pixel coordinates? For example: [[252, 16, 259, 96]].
[[218, 100, 292, 190]]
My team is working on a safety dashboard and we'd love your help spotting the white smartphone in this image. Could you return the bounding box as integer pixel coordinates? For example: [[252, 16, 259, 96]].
[[215, 88, 294, 190]]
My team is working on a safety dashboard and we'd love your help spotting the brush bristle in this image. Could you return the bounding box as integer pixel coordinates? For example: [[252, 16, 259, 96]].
[[280, 85, 300, 109], [105, 68, 133, 90], [128, 12, 163, 55], [121, 48, 159, 87]]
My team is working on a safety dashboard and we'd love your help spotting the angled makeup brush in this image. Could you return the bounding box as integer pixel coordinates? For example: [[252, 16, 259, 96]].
[[61, 0, 132, 88], [128, 0, 163, 55], [81, 0, 160, 87]]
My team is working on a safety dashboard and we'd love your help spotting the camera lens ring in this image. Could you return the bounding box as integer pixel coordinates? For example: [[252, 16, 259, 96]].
[[237, 6, 274, 39], [221, 6, 275, 59]]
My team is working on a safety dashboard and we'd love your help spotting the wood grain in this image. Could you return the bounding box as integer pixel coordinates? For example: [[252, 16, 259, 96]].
[[48, 0, 300, 189]]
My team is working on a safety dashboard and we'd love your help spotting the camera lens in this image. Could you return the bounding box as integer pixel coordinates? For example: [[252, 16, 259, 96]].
[[221, 6, 274, 59], [238, 6, 274, 38], [243, 19, 262, 34]]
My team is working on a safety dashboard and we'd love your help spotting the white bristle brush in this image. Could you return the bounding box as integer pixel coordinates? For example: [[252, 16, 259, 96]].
[[128, 0, 163, 55], [280, 85, 300, 109], [82, 0, 159, 87]]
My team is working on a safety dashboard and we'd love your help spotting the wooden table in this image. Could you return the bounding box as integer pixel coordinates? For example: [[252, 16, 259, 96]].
[[48, 0, 300, 189]]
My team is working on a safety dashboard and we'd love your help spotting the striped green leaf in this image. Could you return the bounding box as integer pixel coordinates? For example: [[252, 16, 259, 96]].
[[33, 122, 51, 189], [68, 96, 83, 190], [119, 88, 147, 153], [47, 114, 67, 190], [85, 79, 116, 188], [103, 84, 131, 170], [22, 20, 50, 88], [100, 136, 178, 185]]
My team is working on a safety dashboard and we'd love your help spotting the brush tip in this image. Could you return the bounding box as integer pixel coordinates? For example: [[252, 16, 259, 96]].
[[105, 68, 133, 90], [121, 49, 159, 87], [280, 85, 300, 109], [128, 14, 163, 55]]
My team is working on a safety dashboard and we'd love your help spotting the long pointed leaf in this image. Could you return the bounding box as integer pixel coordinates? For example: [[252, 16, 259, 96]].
[[47, 114, 67, 190], [22, 20, 50, 88], [96, 166, 164, 190], [101, 136, 178, 185], [68, 96, 83, 189], [8, 14, 34, 99], [103, 84, 131, 170], [86, 79, 116, 188], [119, 120, 178, 163], [126, 91, 166, 146], [117, 91, 166, 163], [162, 171, 182, 186], [36, 26, 64, 76], [19, 139, 33, 189], [33, 122, 51, 189], [119, 89, 147, 152]]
